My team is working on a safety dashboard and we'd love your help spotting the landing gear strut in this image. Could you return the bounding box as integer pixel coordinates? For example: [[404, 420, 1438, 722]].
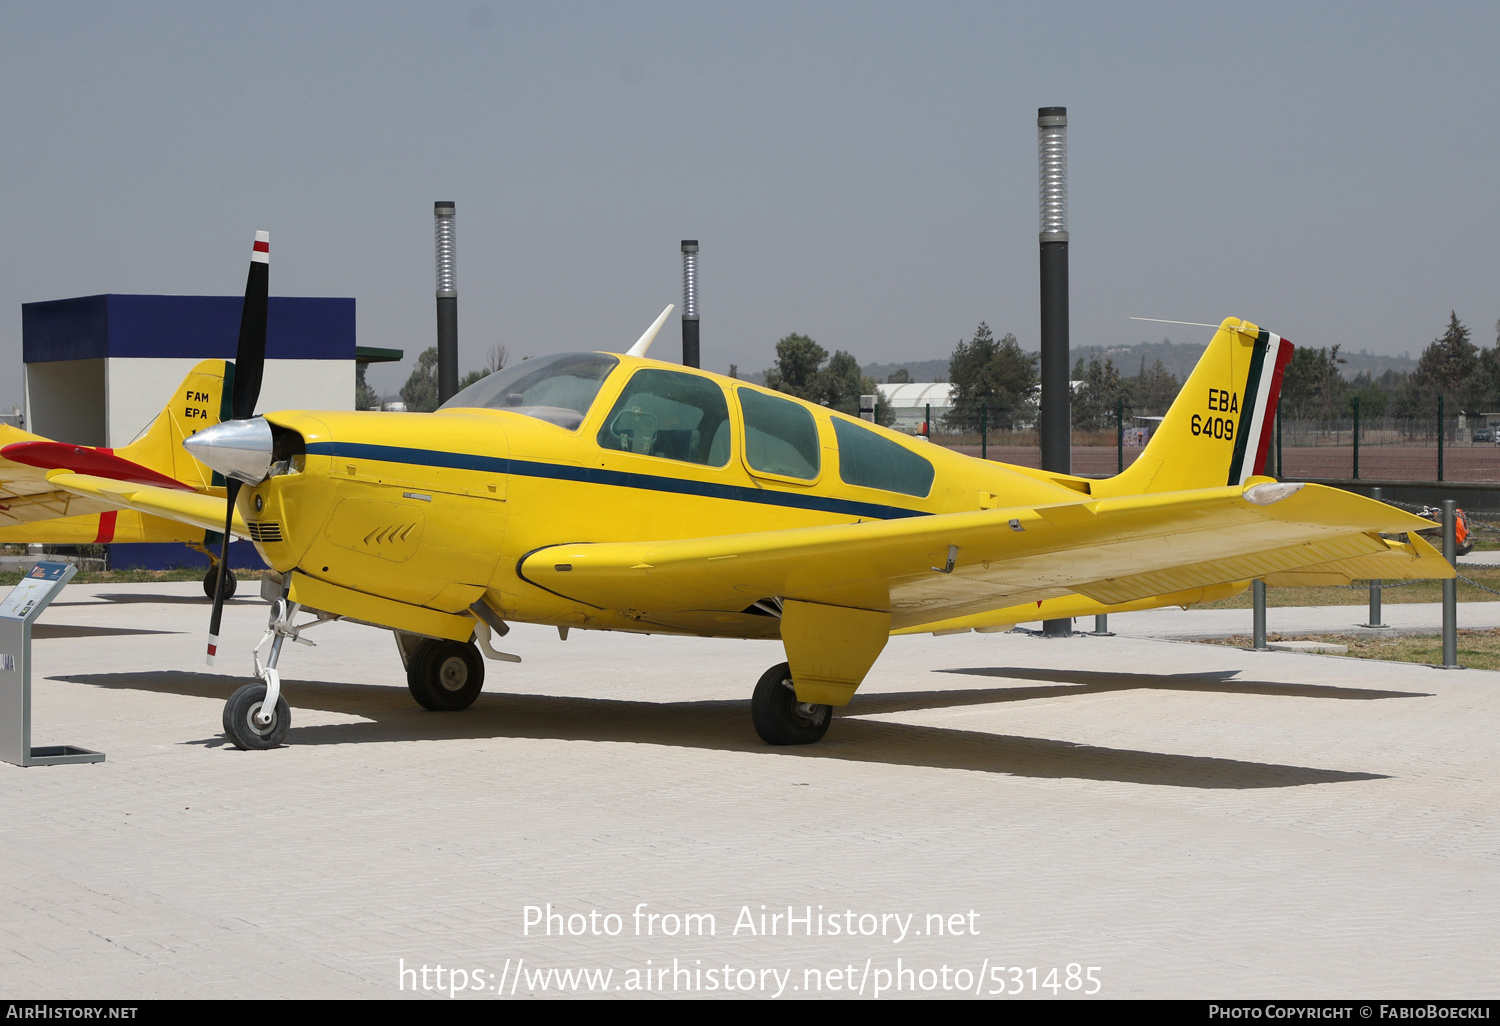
[[751, 662, 831, 746], [220, 582, 335, 750]]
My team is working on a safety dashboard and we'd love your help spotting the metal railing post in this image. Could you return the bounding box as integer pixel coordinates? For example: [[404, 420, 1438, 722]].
[[1438, 395, 1445, 482], [1365, 486, 1386, 628], [1352, 394, 1360, 480], [1116, 399, 1124, 474], [1443, 499, 1459, 667], [1276, 412, 1283, 478], [1252, 580, 1268, 651]]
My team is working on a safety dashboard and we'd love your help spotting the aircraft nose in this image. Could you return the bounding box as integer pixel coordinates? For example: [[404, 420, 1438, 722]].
[[183, 417, 275, 485]]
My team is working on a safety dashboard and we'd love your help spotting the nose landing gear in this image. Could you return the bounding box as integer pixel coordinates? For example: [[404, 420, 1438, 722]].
[[220, 583, 335, 751], [222, 682, 289, 750]]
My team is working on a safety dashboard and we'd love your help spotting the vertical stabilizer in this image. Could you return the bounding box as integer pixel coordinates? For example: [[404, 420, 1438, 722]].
[[1099, 318, 1294, 496], [114, 360, 233, 490]]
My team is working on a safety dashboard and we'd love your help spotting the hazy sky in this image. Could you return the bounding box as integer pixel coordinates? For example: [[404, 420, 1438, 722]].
[[2, 1, 1497, 408]]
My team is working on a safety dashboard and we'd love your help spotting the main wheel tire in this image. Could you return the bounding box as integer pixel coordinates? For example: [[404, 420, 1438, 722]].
[[751, 661, 831, 746], [203, 566, 237, 601], [222, 683, 290, 750], [407, 639, 485, 711]]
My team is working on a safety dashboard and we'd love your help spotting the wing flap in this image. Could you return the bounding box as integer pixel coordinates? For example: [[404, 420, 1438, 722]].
[[45, 470, 247, 538], [519, 482, 1443, 630], [1259, 531, 1452, 586]]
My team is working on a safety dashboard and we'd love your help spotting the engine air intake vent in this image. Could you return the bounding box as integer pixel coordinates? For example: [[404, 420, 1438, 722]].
[[247, 521, 283, 543]]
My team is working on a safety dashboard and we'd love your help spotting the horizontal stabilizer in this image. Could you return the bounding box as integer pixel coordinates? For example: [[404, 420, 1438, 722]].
[[44, 470, 249, 538]]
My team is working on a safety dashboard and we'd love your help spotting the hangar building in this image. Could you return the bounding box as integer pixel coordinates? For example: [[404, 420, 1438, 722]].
[[17, 293, 400, 570], [22, 294, 362, 447]]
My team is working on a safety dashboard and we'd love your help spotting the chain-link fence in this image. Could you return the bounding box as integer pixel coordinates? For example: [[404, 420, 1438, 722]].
[[933, 400, 1167, 476], [1274, 400, 1500, 482], [932, 398, 1500, 483]]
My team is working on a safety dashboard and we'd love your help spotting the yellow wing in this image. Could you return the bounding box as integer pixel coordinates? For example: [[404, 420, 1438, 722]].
[[517, 481, 1448, 635], [44, 470, 248, 538]]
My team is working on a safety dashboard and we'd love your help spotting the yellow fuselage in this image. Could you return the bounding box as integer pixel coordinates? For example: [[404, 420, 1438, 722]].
[[247, 354, 1091, 638]]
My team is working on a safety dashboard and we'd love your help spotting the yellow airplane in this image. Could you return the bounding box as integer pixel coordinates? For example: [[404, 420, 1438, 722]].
[[0, 360, 244, 597], [14, 233, 1453, 751]]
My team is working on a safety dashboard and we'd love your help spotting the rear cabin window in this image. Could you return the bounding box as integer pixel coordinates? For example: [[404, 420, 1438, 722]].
[[832, 418, 935, 497], [597, 369, 732, 467], [737, 388, 820, 480]]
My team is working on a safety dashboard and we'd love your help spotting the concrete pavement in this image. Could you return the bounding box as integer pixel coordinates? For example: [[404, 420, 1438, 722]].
[[1, 582, 1497, 999]]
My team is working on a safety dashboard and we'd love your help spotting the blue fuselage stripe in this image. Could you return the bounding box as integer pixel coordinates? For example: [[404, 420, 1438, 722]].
[[305, 441, 929, 521]]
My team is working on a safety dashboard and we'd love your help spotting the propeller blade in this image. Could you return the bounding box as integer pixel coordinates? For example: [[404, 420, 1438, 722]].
[[207, 230, 269, 665], [205, 480, 241, 666], [231, 231, 270, 420]]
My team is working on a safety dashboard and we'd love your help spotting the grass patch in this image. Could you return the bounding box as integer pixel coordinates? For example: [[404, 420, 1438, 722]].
[[1199, 629, 1500, 670]]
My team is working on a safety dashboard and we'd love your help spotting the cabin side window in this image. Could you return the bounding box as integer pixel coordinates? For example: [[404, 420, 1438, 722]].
[[737, 388, 820, 480], [597, 369, 732, 467], [831, 418, 935, 497]]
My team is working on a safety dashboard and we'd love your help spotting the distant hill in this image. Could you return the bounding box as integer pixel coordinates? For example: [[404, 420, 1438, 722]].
[[1338, 349, 1418, 380], [862, 359, 950, 383], [1071, 341, 1418, 383], [746, 341, 1421, 390]]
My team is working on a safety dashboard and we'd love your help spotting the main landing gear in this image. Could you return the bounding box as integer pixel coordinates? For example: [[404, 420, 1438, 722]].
[[751, 662, 831, 746], [406, 638, 485, 711], [203, 565, 237, 601]]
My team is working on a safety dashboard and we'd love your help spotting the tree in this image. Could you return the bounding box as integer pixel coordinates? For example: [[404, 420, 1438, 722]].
[[400, 347, 440, 412], [1071, 357, 1126, 431], [762, 333, 894, 425], [356, 363, 379, 410], [1129, 358, 1179, 414], [945, 322, 1037, 431], [763, 333, 827, 397], [1346, 371, 1390, 419], [1280, 345, 1346, 419], [1410, 313, 1480, 414], [886, 368, 911, 384]]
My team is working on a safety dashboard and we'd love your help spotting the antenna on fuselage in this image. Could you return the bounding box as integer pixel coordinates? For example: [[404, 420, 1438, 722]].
[[626, 304, 675, 358]]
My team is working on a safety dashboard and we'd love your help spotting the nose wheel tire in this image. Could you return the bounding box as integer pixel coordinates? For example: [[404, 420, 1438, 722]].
[[407, 639, 485, 711], [204, 566, 237, 601], [222, 683, 290, 750], [751, 661, 831, 746]]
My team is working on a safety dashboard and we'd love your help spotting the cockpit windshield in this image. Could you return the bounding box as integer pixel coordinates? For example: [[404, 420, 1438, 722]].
[[438, 352, 620, 429]]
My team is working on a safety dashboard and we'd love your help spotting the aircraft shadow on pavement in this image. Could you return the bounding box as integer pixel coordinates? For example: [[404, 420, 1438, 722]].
[[49, 594, 244, 607], [921, 666, 1431, 706], [32, 624, 181, 639], [54, 670, 1388, 790]]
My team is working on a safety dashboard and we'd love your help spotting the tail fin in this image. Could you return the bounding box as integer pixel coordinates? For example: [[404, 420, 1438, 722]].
[[1100, 318, 1294, 496], [114, 359, 233, 490]]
